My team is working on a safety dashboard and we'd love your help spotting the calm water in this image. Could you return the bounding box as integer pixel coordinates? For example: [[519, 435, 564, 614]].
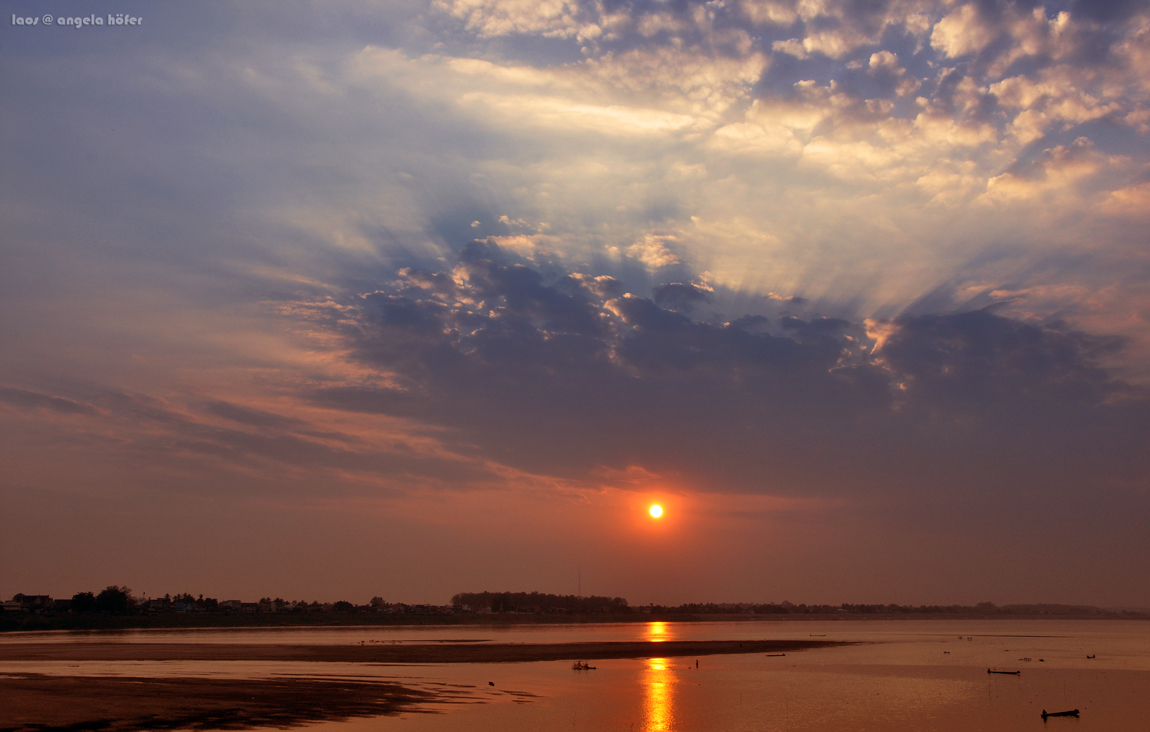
[[3, 619, 1148, 731]]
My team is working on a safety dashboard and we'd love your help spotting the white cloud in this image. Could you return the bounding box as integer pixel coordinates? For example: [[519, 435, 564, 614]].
[[624, 235, 681, 269], [991, 72, 1120, 144], [434, 0, 589, 39], [772, 38, 807, 58], [931, 4, 995, 58], [980, 137, 1116, 204]]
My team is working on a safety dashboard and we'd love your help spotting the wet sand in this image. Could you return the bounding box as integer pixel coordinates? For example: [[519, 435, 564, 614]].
[[0, 673, 448, 732], [0, 639, 842, 731]]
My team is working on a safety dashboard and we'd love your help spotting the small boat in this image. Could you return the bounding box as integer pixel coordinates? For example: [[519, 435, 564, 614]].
[[1086, 654, 1096, 659], [572, 661, 597, 670], [987, 669, 1021, 675], [1041, 709, 1079, 719]]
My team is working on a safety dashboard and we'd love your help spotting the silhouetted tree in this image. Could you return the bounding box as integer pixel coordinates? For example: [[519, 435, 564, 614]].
[[70, 592, 97, 613], [95, 586, 133, 613], [331, 601, 355, 613]]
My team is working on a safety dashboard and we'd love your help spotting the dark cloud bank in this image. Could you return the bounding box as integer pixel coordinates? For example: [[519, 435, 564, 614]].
[[313, 242, 1150, 503]]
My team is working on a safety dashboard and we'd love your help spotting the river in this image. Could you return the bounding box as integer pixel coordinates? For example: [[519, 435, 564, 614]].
[[2, 619, 1147, 730]]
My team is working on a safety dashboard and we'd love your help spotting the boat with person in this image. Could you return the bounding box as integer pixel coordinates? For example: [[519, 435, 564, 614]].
[[1041, 709, 1080, 719]]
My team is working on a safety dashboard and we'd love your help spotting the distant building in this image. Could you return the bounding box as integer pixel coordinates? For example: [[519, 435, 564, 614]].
[[12, 594, 52, 611]]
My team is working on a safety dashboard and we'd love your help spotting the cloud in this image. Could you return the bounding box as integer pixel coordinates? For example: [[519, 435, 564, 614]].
[[878, 309, 1129, 407], [297, 244, 1150, 505], [931, 3, 997, 59], [434, 0, 592, 39], [0, 380, 497, 501], [1103, 179, 1150, 216], [981, 136, 1119, 201], [0, 386, 99, 416], [652, 281, 714, 310], [623, 235, 682, 268]]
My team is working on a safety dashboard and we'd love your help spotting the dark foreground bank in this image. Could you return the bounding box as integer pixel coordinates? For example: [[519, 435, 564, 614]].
[[0, 674, 450, 732]]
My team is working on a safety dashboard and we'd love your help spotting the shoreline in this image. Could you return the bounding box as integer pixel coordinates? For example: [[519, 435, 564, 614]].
[[4, 612, 1143, 634]]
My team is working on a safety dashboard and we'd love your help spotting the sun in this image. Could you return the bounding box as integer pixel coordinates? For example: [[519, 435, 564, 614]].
[[649, 504, 663, 519]]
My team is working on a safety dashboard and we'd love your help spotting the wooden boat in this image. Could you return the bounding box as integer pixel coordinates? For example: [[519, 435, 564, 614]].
[[1086, 654, 1096, 659], [987, 668, 1021, 675], [1041, 709, 1079, 719]]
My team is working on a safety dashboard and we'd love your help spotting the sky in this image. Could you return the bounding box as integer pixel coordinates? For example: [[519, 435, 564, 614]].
[[2, 0, 1149, 608]]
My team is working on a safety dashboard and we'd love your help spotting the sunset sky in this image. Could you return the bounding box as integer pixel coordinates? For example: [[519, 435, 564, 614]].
[[2, 0, 1149, 607]]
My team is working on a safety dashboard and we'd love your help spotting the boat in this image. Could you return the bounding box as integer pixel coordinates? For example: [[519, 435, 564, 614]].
[[1041, 709, 1079, 719], [571, 661, 597, 670], [1086, 654, 1096, 659], [987, 669, 1020, 675]]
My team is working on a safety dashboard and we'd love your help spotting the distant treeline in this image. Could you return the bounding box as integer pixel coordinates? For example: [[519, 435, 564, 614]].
[[1, 587, 453, 623], [663, 601, 1128, 616], [451, 591, 631, 614], [5, 586, 1146, 633], [450, 594, 1143, 617]]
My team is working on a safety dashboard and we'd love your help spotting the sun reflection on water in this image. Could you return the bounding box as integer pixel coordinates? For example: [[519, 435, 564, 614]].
[[642, 657, 676, 731], [645, 621, 668, 642]]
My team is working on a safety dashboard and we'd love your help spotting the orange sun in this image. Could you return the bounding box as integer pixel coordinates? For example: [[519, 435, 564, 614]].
[[649, 504, 663, 519]]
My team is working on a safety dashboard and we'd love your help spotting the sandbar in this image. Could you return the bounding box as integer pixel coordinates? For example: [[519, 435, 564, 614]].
[[0, 638, 843, 664], [0, 639, 844, 731], [0, 673, 446, 732]]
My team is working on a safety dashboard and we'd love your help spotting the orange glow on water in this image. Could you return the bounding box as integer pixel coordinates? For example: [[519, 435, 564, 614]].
[[646, 621, 669, 642], [642, 656, 676, 731]]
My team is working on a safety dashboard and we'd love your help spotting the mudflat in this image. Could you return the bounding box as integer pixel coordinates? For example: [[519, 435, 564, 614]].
[[0, 673, 450, 732], [0, 638, 843, 664]]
